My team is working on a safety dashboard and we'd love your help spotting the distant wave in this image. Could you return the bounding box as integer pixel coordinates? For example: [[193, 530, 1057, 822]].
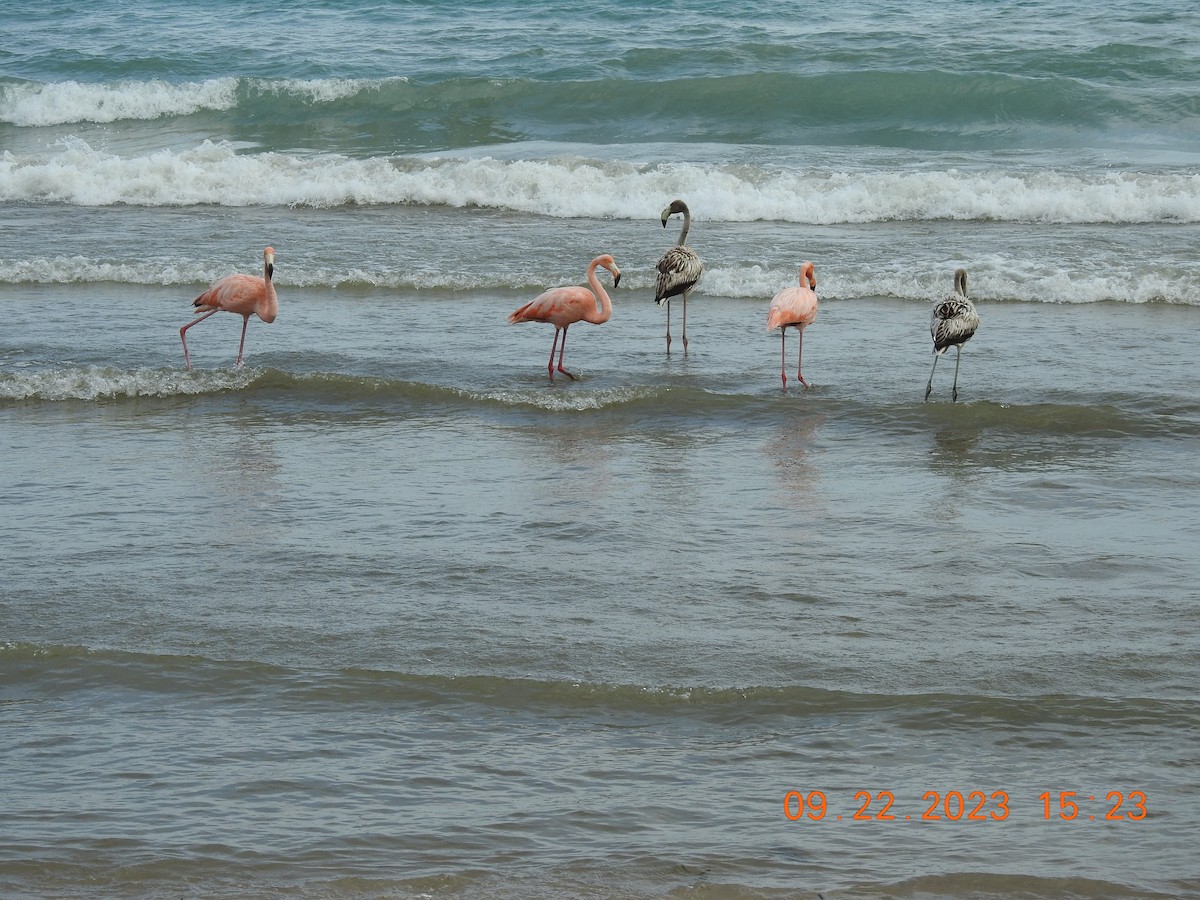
[[0, 255, 216, 287], [3, 255, 1197, 306], [3, 72, 1192, 152], [0, 76, 403, 127], [4, 138, 1200, 224]]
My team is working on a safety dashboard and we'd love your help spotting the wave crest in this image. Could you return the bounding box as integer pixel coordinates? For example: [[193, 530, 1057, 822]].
[[0, 76, 403, 127], [0, 366, 257, 401], [2, 255, 1198, 305], [4, 138, 1200, 225], [0, 365, 677, 411]]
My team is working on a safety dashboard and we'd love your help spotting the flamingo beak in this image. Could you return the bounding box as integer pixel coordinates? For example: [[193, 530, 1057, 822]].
[[613, 272, 622, 288]]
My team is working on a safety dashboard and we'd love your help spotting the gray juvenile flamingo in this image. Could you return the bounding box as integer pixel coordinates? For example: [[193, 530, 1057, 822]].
[[655, 199, 704, 352], [924, 267, 980, 402]]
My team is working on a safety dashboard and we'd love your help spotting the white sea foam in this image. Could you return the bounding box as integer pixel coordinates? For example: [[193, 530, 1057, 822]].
[[0, 255, 536, 292], [0, 366, 256, 401], [0, 77, 396, 127], [2, 254, 1195, 305], [0, 79, 240, 127], [4, 139, 1200, 226], [476, 385, 665, 411], [707, 264, 1200, 305], [0, 255, 212, 286]]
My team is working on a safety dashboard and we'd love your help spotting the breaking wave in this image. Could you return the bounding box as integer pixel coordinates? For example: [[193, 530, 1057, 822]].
[[5, 137, 1200, 225]]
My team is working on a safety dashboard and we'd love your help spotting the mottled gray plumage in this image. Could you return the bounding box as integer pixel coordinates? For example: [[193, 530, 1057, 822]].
[[655, 199, 704, 351], [655, 245, 703, 304], [930, 268, 979, 353], [924, 268, 980, 402]]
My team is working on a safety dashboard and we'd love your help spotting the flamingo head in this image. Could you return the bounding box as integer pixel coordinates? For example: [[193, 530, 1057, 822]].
[[660, 198, 689, 227], [598, 254, 621, 287], [264, 246, 276, 279], [802, 261, 816, 291]]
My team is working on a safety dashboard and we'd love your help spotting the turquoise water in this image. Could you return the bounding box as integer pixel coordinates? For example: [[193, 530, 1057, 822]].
[[3, 1, 1200, 897]]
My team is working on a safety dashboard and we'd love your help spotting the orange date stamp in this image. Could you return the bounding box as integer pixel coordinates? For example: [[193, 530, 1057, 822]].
[[783, 789, 1149, 822]]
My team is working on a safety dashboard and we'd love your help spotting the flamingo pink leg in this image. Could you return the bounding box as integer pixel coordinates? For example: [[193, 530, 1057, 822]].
[[235, 313, 251, 369], [556, 325, 576, 380], [780, 328, 788, 389], [546, 329, 562, 379], [797, 328, 809, 388], [179, 308, 220, 371]]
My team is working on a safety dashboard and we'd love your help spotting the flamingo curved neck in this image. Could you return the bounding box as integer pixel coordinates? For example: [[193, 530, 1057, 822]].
[[677, 211, 691, 246], [585, 262, 613, 324], [261, 258, 279, 323]]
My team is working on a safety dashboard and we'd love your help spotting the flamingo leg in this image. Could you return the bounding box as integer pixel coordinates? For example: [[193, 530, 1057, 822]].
[[924, 353, 940, 402], [556, 325, 577, 380], [235, 313, 251, 369], [665, 301, 672, 353], [779, 328, 788, 389], [681, 291, 689, 353], [796, 327, 809, 388], [179, 308, 220, 371], [951, 345, 964, 402], [546, 328, 562, 379]]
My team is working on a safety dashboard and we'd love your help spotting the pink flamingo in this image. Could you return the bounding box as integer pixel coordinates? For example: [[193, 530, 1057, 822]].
[[508, 254, 621, 380], [180, 247, 278, 370], [766, 261, 819, 389]]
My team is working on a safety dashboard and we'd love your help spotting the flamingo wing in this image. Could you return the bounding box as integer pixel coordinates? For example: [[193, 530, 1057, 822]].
[[509, 285, 595, 327], [930, 297, 980, 352], [193, 274, 268, 316], [766, 287, 818, 331], [655, 246, 703, 305]]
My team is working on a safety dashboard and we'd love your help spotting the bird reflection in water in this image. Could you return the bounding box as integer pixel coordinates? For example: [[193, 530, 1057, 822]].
[[765, 412, 826, 499]]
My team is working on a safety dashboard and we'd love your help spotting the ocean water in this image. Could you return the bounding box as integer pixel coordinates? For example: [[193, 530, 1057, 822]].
[[3, 1, 1200, 897]]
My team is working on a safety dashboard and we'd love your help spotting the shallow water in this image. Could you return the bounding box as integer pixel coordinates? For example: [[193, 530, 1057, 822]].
[[5, 282, 1200, 897]]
